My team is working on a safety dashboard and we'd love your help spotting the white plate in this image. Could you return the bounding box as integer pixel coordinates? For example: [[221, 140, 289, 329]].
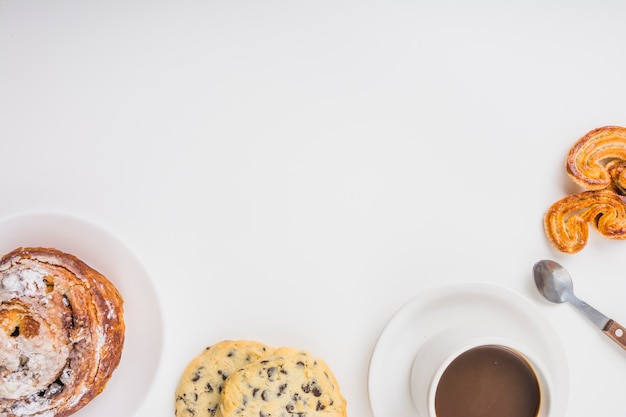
[[368, 283, 569, 417], [0, 212, 163, 417]]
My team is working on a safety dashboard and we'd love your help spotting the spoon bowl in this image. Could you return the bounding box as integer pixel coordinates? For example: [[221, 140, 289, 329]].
[[532, 260, 574, 304]]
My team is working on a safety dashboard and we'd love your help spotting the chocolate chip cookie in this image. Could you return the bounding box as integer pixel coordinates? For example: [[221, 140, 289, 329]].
[[175, 340, 273, 417], [218, 347, 347, 417]]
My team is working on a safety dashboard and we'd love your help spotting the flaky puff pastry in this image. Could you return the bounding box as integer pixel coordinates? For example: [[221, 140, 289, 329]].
[[545, 189, 626, 254], [0, 247, 125, 417], [566, 125, 626, 194]]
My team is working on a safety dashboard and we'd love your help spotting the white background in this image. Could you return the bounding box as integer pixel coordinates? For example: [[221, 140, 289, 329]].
[[2, 1, 626, 416]]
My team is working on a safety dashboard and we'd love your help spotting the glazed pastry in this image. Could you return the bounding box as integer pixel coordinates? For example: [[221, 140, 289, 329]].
[[544, 189, 626, 253], [218, 346, 347, 417], [0, 247, 125, 417], [175, 340, 274, 417], [566, 125, 626, 193]]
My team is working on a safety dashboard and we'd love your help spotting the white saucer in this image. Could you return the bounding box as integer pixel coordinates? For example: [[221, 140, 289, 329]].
[[368, 283, 569, 417], [0, 212, 163, 417]]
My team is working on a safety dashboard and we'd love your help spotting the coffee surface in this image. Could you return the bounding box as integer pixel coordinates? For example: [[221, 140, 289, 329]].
[[434, 344, 540, 417]]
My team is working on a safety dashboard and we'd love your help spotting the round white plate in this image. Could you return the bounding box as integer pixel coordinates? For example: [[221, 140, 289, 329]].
[[0, 212, 163, 417], [368, 283, 569, 417]]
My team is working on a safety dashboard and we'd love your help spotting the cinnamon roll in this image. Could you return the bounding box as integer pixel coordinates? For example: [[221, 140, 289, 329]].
[[0, 247, 125, 417]]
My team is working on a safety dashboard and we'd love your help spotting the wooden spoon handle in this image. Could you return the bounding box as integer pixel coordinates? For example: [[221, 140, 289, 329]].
[[603, 320, 626, 350]]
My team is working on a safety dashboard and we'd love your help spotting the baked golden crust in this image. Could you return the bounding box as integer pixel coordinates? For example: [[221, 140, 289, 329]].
[[0, 247, 125, 417], [566, 125, 626, 193], [544, 189, 626, 254]]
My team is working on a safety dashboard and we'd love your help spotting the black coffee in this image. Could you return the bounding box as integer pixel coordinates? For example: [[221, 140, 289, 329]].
[[434, 345, 541, 417]]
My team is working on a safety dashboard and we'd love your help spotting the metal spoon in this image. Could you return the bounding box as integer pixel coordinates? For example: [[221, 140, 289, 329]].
[[533, 259, 626, 350]]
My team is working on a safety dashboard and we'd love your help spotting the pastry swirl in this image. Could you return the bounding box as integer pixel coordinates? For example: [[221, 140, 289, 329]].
[[566, 125, 626, 193], [0, 247, 125, 417], [544, 189, 626, 254]]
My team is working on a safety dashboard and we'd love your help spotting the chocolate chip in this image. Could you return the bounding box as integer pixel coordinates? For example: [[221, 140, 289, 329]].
[[205, 383, 214, 393], [252, 388, 260, 397], [261, 390, 269, 401], [301, 383, 311, 393], [10, 326, 19, 337], [267, 366, 276, 379], [312, 386, 322, 397], [278, 384, 287, 396], [316, 400, 326, 411], [191, 370, 202, 382]]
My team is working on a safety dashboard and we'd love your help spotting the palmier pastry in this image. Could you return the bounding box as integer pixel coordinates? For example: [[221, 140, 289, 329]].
[[566, 125, 626, 194], [544, 189, 626, 254], [0, 247, 125, 417]]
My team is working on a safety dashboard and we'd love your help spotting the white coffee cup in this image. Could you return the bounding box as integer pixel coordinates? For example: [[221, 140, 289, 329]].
[[410, 326, 554, 417]]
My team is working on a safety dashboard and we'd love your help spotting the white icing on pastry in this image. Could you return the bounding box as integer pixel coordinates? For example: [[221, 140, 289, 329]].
[[0, 247, 125, 417]]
